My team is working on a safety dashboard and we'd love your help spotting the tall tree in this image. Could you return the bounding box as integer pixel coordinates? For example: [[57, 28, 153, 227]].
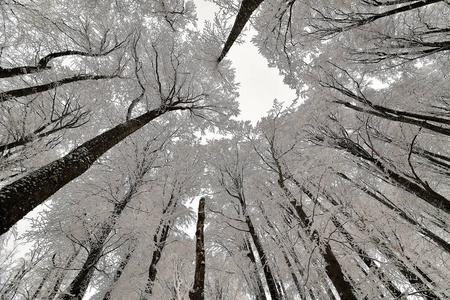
[[189, 197, 206, 300]]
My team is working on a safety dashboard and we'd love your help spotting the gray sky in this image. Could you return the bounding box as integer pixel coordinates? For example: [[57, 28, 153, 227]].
[[195, 0, 297, 124]]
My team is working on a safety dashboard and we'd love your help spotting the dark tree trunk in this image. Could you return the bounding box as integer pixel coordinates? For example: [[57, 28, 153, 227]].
[[334, 99, 450, 137], [61, 190, 137, 300], [259, 203, 305, 299], [312, 176, 441, 299], [143, 223, 171, 296], [314, 134, 450, 214], [0, 105, 187, 235], [243, 238, 268, 300], [0, 74, 116, 102], [0, 47, 124, 78], [217, 0, 264, 62], [314, 0, 444, 36], [239, 196, 282, 300], [271, 157, 358, 300], [142, 193, 179, 298], [337, 172, 450, 253], [189, 197, 206, 300]]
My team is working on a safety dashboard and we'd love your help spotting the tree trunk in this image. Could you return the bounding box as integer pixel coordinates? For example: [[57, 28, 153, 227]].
[[48, 248, 81, 300], [316, 134, 450, 214], [0, 48, 124, 78], [61, 152, 156, 300], [189, 197, 206, 300], [337, 172, 450, 253], [102, 241, 136, 300], [0, 105, 187, 235], [259, 203, 305, 299], [0, 74, 116, 102], [239, 197, 282, 300], [272, 157, 358, 300], [142, 193, 179, 298], [243, 237, 268, 300], [217, 0, 264, 62], [143, 223, 172, 296]]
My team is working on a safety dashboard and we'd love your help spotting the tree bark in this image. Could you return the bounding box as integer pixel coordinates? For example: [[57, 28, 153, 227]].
[[0, 74, 116, 102], [324, 134, 450, 214], [337, 172, 450, 254], [60, 185, 139, 300], [189, 197, 206, 300], [235, 193, 281, 300], [0, 47, 124, 78], [269, 150, 358, 300], [143, 193, 179, 297], [0, 105, 187, 235], [243, 237, 268, 300], [217, 0, 264, 62]]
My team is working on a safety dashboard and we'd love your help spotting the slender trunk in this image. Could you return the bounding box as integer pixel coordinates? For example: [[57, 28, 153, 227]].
[[31, 265, 54, 300], [319, 0, 444, 35], [337, 172, 450, 253], [311, 177, 441, 299], [60, 248, 102, 300], [102, 241, 136, 300], [259, 203, 305, 299], [189, 197, 206, 300], [272, 159, 358, 300], [0, 74, 116, 102], [293, 181, 403, 298], [243, 237, 268, 300], [217, 0, 264, 62], [372, 235, 441, 299], [143, 223, 171, 296], [61, 151, 155, 300], [239, 196, 282, 300], [317, 134, 450, 214], [334, 100, 450, 137], [0, 105, 187, 235], [48, 248, 81, 300], [0, 263, 29, 299], [0, 47, 124, 78], [142, 193, 179, 298]]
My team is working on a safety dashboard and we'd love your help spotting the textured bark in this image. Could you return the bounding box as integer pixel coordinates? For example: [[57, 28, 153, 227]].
[[217, 0, 264, 62], [0, 74, 116, 102], [189, 197, 206, 300], [0, 105, 187, 235]]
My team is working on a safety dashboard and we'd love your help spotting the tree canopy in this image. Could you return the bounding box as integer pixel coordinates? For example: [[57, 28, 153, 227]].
[[1, 0, 449, 299]]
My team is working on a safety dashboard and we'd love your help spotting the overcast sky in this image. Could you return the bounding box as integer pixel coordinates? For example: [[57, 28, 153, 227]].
[[194, 0, 297, 124]]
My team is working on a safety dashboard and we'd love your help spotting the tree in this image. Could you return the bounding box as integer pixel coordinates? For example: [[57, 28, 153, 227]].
[[189, 197, 206, 300], [0, 12, 238, 235], [2, 0, 449, 299]]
